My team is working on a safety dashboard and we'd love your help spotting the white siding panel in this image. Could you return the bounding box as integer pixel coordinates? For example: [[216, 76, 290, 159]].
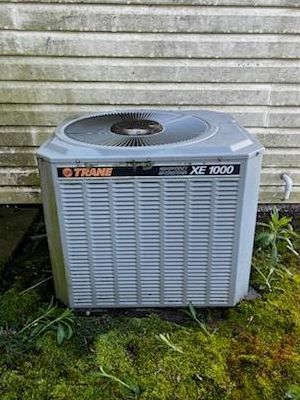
[[2, 126, 300, 148], [0, 82, 272, 105], [0, 1, 299, 203], [268, 108, 300, 128], [0, 147, 36, 166], [1, 32, 300, 59], [259, 187, 300, 203], [263, 149, 300, 167], [271, 87, 300, 106], [261, 168, 300, 186], [1, 4, 300, 34], [0, 126, 52, 146], [0, 104, 267, 127], [0, 167, 39, 185], [2, 81, 300, 106], [0, 0, 299, 6], [251, 128, 300, 147], [1, 58, 300, 83]]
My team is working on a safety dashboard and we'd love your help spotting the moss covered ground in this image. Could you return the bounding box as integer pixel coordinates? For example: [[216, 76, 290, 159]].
[[0, 216, 300, 400]]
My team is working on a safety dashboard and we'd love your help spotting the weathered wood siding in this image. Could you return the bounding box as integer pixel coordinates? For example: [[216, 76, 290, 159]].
[[0, 0, 299, 203]]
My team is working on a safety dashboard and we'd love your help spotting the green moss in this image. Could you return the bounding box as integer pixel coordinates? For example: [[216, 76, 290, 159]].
[[1, 244, 300, 399], [218, 253, 300, 400], [91, 317, 231, 400], [0, 289, 40, 326]]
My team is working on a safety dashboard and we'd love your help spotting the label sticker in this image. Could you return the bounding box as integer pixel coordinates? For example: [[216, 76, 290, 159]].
[[57, 164, 240, 178]]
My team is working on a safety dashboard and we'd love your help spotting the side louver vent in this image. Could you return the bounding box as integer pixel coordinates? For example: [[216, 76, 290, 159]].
[[58, 177, 240, 307], [64, 110, 210, 147]]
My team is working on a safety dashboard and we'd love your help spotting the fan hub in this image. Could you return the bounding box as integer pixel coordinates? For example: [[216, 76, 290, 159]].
[[111, 119, 163, 136]]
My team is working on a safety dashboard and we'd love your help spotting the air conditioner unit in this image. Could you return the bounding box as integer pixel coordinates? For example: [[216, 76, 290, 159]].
[[37, 110, 264, 309]]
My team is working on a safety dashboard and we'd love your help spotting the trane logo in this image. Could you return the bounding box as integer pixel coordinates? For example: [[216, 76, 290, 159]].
[[62, 167, 113, 177]]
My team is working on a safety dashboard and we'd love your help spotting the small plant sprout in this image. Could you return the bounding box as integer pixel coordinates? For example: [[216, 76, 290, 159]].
[[183, 302, 212, 337], [253, 265, 285, 293], [20, 299, 75, 345], [0, 299, 75, 365], [156, 333, 184, 354], [255, 206, 299, 265], [98, 366, 140, 395]]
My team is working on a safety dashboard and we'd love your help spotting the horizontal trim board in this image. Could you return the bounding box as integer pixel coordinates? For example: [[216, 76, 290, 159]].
[[2, 57, 300, 83], [0, 1, 299, 7], [1, 126, 300, 148], [2, 166, 300, 186], [1, 186, 300, 204], [1, 32, 300, 58], [1, 4, 300, 33], [1, 82, 300, 106]]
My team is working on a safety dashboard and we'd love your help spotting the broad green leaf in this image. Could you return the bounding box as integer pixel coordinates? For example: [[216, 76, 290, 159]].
[[56, 322, 65, 345], [255, 231, 275, 246], [64, 323, 73, 340], [276, 217, 293, 230]]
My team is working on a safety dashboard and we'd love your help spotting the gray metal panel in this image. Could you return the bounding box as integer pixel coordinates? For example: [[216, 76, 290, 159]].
[[138, 180, 161, 305], [111, 181, 139, 306], [58, 181, 91, 307], [233, 154, 263, 304], [88, 182, 117, 306], [38, 159, 69, 305], [210, 179, 239, 304], [187, 179, 212, 304], [55, 172, 242, 308]]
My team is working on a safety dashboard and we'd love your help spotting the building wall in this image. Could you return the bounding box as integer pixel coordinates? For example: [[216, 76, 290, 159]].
[[0, 0, 299, 203]]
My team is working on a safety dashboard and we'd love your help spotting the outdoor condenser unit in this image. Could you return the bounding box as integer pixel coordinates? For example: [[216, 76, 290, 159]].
[[37, 110, 264, 309]]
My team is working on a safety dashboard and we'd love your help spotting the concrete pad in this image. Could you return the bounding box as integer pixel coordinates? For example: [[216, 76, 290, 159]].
[[245, 286, 262, 301], [0, 206, 39, 271]]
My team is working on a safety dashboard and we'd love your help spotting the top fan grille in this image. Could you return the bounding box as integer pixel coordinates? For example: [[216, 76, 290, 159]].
[[64, 110, 210, 147]]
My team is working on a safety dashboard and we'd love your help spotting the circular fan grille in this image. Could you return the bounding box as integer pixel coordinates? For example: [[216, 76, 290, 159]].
[[64, 110, 210, 147]]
